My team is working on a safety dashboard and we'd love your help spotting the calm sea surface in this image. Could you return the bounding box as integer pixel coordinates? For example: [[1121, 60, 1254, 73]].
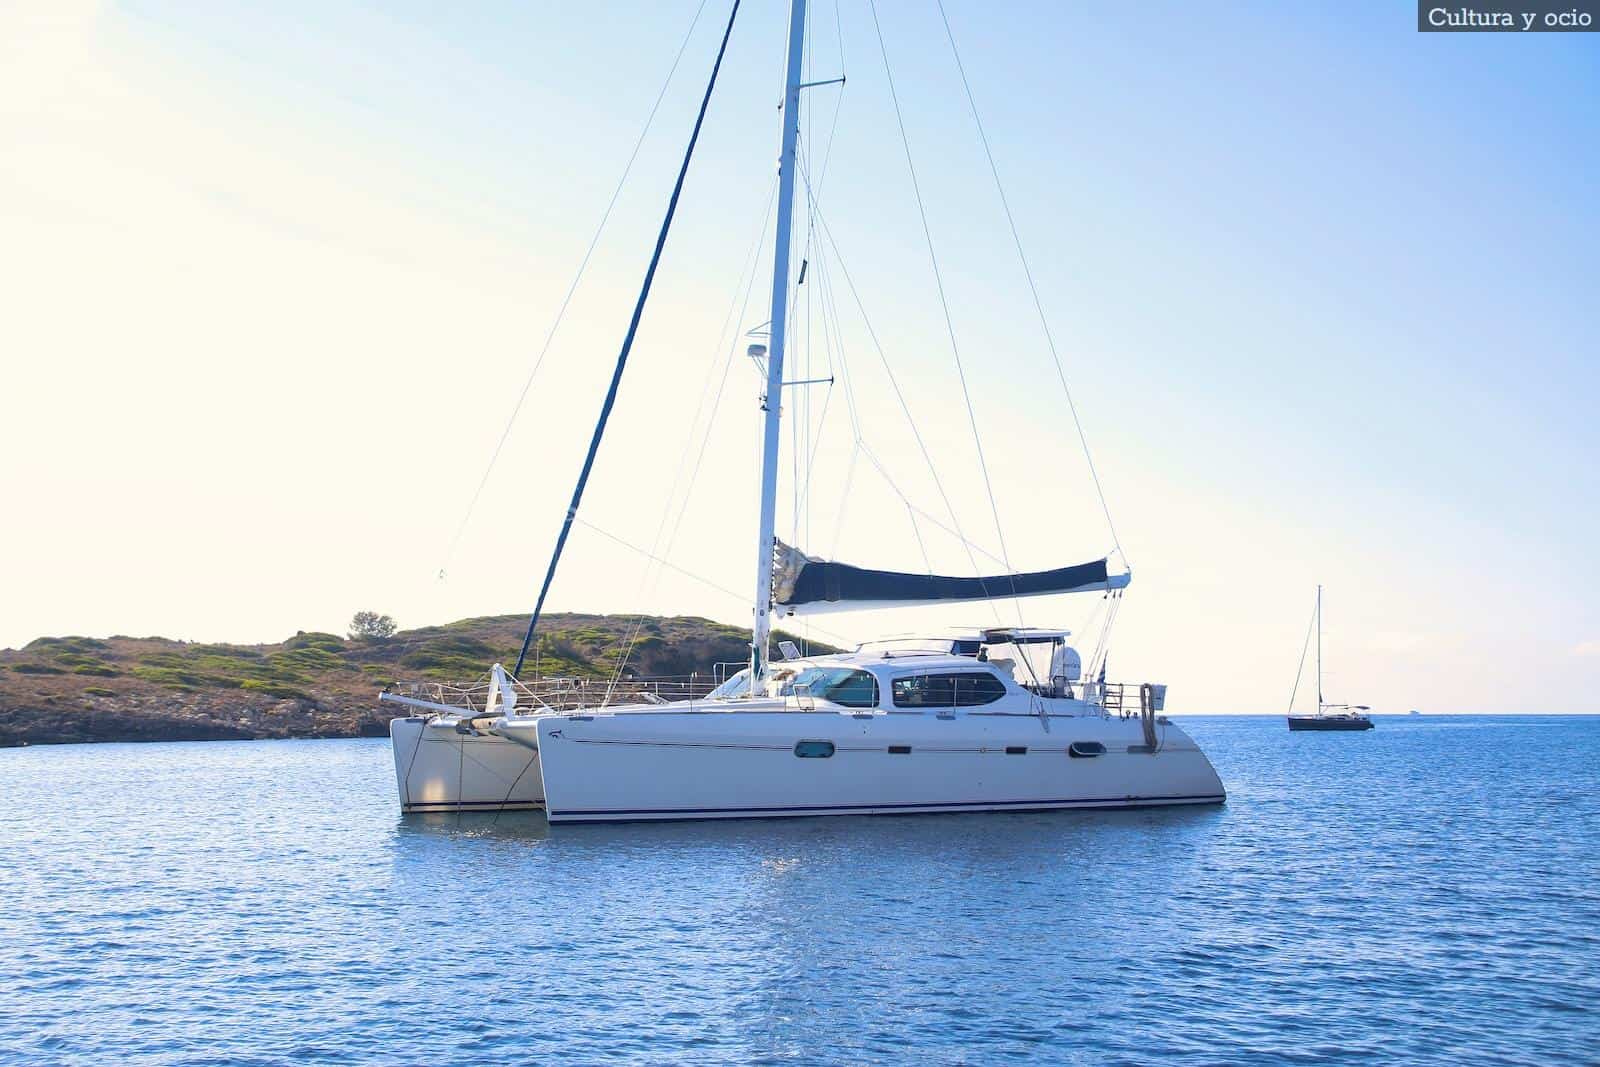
[[3, 716, 1597, 1065]]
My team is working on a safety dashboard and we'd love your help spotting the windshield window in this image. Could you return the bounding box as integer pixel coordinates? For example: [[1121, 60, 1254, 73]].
[[788, 666, 879, 708], [705, 669, 750, 701]]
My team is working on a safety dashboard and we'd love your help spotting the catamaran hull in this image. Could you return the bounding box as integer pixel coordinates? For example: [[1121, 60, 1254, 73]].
[[389, 717, 544, 812], [530, 712, 1224, 823]]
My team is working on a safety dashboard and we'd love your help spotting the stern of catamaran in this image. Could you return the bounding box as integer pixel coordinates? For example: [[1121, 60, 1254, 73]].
[[382, 664, 731, 813]]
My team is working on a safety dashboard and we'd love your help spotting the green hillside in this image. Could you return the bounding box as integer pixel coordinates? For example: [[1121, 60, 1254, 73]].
[[0, 614, 835, 747]]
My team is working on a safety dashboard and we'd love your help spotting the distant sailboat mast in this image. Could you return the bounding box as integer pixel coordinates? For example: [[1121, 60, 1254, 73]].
[[1316, 583, 1323, 715], [749, 0, 808, 686]]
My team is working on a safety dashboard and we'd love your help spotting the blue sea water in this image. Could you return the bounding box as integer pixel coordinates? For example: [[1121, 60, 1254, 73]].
[[2, 716, 1597, 1065]]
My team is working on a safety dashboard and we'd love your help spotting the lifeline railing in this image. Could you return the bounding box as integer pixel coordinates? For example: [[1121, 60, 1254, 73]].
[[387, 673, 723, 716]]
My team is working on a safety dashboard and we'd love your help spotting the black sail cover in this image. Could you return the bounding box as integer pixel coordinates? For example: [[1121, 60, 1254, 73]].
[[772, 540, 1113, 615]]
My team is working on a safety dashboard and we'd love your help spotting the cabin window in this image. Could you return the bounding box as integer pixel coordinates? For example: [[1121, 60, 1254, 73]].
[[1069, 741, 1106, 758], [794, 740, 835, 758], [888, 745, 912, 754], [788, 667, 879, 708], [891, 671, 1008, 708], [1005, 746, 1027, 755]]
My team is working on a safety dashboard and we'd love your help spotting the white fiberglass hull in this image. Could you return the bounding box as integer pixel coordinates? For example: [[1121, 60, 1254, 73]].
[[503, 704, 1222, 823], [389, 717, 543, 812]]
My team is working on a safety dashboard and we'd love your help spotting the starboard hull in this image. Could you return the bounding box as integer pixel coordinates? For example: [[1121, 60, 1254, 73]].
[[528, 710, 1223, 823], [388, 711, 1226, 821]]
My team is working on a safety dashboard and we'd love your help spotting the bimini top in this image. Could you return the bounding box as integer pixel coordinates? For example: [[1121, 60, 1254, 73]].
[[772, 540, 1128, 616], [856, 627, 1073, 656]]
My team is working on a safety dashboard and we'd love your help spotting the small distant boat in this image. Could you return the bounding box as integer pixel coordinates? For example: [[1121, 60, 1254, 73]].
[[1285, 585, 1373, 732], [1408, 709, 1421, 716]]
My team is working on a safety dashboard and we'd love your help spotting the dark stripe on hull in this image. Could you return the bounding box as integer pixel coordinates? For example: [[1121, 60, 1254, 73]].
[[546, 792, 1226, 823], [401, 800, 543, 813]]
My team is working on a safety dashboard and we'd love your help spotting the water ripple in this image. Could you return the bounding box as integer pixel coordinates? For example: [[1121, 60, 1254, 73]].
[[1, 716, 1596, 1064]]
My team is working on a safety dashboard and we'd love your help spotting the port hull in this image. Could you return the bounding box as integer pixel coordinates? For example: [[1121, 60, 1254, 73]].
[[390, 717, 543, 812]]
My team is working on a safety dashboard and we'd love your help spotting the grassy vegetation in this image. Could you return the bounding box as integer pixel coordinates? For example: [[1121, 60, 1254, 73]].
[[0, 613, 842, 746], [12, 615, 794, 691]]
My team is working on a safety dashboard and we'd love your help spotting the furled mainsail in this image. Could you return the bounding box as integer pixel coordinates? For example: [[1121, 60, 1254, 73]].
[[772, 540, 1121, 615]]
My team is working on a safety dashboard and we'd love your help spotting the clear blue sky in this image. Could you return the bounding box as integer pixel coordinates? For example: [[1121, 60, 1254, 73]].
[[2, 1, 1595, 712]]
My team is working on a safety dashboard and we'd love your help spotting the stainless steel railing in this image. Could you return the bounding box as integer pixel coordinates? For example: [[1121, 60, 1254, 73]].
[[389, 673, 722, 715]]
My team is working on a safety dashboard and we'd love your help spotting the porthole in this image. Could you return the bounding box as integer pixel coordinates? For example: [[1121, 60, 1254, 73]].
[[1068, 741, 1106, 758], [1005, 746, 1027, 755], [888, 745, 911, 755], [794, 740, 836, 759]]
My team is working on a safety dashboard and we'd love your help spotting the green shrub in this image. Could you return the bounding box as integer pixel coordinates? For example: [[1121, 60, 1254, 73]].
[[24, 636, 110, 653], [191, 644, 262, 660], [270, 647, 343, 673], [71, 664, 119, 677], [284, 632, 346, 653], [132, 665, 241, 690]]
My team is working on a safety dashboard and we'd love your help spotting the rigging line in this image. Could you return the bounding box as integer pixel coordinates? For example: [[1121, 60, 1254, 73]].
[[571, 517, 855, 647], [791, 147, 841, 529], [934, 0, 1125, 569], [660, 180, 778, 561], [1087, 592, 1119, 685], [603, 175, 778, 699], [828, 441, 862, 559], [792, 382, 835, 525], [603, 176, 774, 692], [812, 208, 1002, 625], [811, 221, 858, 437], [867, 0, 1022, 626], [833, 0, 846, 84], [438, 0, 712, 578], [905, 499, 934, 575], [855, 442, 1006, 566], [513, 0, 744, 677], [1286, 600, 1317, 715], [789, 250, 846, 532]]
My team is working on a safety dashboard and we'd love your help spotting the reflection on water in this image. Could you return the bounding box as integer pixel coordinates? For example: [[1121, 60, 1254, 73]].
[[2, 717, 1597, 1065]]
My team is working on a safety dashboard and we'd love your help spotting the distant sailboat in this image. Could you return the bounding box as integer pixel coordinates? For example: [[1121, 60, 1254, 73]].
[[1286, 586, 1373, 732]]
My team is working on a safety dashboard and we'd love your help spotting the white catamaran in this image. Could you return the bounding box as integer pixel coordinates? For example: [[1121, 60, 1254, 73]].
[[383, 0, 1225, 822]]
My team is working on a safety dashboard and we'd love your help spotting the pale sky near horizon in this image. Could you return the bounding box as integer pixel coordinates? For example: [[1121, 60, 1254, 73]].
[[3, 1, 1596, 713]]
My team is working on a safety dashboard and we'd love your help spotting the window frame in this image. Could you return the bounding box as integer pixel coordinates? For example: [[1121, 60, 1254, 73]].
[[787, 666, 880, 709], [890, 670, 1009, 709]]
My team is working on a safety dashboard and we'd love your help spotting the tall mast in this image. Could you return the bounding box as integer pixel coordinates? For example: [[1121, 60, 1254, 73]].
[[1316, 584, 1323, 714], [748, 0, 808, 686]]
